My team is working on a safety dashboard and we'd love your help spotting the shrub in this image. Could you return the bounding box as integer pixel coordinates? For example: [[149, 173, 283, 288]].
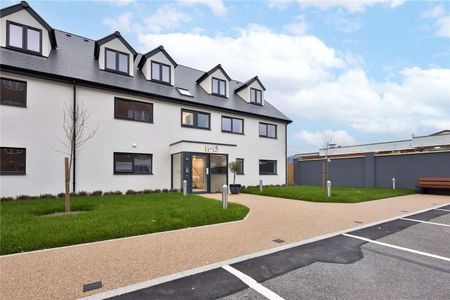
[[162, 188, 169, 193], [57, 192, 65, 198], [0, 197, 14, 201], [113, 191, 123, 195], [142, 189, 153, 194], [16, 195, 31, 200], [39, 193, 56, 199], [103, 191, 113, 196], [154, 189, 161, 193], [126, 189, 136, 195], [91, 190, 103, 196], [76, 191, 88, 197], [169, 188, 178, 193]]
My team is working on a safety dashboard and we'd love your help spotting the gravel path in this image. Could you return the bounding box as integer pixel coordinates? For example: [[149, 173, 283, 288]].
[[0, 193, 448, 299]]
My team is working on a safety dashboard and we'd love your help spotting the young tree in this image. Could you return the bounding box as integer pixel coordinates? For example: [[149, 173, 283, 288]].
[[57, 102, 97, 212]]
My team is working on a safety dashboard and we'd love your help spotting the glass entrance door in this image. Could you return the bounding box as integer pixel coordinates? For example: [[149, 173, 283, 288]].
[[210, 154, 228, 192], [191, 154, 208, 193]]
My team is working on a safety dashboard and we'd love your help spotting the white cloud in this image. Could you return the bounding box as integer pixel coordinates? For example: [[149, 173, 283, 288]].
[[423, 5, 450, 38], [296, 0, 405, 13], [103, 6, 192, 34], [295, 130, 358, 148], [327, 13, 361, 33], [177, 0, 227, 16], [98, 0, 137, 6], [284, 15, 309, 35]]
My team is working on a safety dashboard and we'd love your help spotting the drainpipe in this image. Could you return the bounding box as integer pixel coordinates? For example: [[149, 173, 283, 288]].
[[72, 81, 77, 192], [285, 123, 288, 185]]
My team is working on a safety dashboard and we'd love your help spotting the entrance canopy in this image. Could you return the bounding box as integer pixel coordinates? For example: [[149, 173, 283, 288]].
[[169, 140, 237, 155]]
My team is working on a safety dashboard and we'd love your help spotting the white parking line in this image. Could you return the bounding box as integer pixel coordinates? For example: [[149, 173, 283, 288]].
[[436, 208, 450, 212], [343, 234, 450, 262], [222, 265, 285, 300], [400, 218, 450, 227]]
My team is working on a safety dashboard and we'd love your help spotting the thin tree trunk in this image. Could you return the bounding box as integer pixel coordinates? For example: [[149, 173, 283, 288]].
[[65, 157, 70, 213]]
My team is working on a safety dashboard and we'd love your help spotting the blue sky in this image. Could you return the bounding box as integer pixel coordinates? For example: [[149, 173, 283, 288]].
[[3, 0, 450, 154]]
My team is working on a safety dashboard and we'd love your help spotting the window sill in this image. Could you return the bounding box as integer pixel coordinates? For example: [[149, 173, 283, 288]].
[[211, 93, 228, 99], [4, 46, 43, 57], [221, 130, 245, 135], [114, 117, 153, 124], [259, 135, 278, 139], [259, 173, 278, 176], [250, 102, 263, 106], [181, 125, 211, 130], [0, 172, 26, 176], [113, 173, 153, 175], [104, 68, 132, 77], [0, 102, 27, 108], [150, 79, 173, 86]]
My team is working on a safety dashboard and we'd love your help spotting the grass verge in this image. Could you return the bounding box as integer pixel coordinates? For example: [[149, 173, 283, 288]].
[[242, 185, 416, 203], [0, 193, 249, 255]]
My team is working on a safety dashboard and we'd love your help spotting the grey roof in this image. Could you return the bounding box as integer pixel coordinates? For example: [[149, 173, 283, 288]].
[[94, 31, 137, 59], [138, 45, 178, 68], [0, 29, 291, 123], [196, 64, 231, 83], [235, 76, 266, 93]]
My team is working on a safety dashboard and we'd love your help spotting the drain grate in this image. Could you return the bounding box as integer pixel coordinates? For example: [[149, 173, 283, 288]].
[[83, 281, 103, 292], [273, 239, 285, 244], [354, 221, 364, 224]]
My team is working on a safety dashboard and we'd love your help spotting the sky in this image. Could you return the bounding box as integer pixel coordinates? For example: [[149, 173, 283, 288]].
[[3, 0, 450, 155]]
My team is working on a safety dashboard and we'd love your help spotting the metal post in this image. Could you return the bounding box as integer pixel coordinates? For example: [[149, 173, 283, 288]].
[[392, 178, 396, 190], [222, 184, 228, 209], [183, 180, 187, 196], [259, 179, 263, 192], [327, 180, 331, 198]]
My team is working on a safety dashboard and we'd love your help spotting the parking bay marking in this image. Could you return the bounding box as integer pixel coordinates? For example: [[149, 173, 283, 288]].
[[435, 208, 450, 213], [400, 218, 450, 227], [222, 265, 285, 300], [343, 234, 450, 262]]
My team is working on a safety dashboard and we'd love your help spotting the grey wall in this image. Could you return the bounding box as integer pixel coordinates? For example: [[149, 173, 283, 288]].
[[294, 151, 450, 189]]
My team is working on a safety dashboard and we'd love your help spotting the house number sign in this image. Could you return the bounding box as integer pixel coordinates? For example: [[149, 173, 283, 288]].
[[204, 145, 219, 153]]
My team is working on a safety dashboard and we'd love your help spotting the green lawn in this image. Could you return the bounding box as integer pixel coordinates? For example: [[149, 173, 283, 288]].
[[0, 193, 249, 255], [242, 185, 416, 203]]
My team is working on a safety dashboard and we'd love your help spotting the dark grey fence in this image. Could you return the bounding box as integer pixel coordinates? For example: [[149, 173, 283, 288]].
[[294, 151, 450, 189]]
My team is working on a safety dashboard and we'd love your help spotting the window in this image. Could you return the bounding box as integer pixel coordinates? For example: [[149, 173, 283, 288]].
[[1, 78, 27, 107], [0, 147, 26, 175], [236, 158, 244, 175], [221, 116, 244, 134], [105, 48, 129, 74], [212, 77, 226, 96], [259, 160, 277, 175], [6, 21, 42, 54], [181, 109, 210, 129], [259, 122, 277, 138], [151, 61, 171, 84], [114, 98, 153, 123], [114, 153, 152, 174], [250, 88, 262, 105], [176, 88, 193, 97]]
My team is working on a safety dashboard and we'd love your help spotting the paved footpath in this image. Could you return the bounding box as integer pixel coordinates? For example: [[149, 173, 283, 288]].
[[0, 194, 448, 299]]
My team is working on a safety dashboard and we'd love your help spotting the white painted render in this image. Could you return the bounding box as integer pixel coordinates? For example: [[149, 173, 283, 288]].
[[199, 69, 230, 97], [0, 9, 52, 57], [0, 71, 287, 197], [98, 38, 134, 77], [236, 80, 265, 105], [141, 51, 175, 85]]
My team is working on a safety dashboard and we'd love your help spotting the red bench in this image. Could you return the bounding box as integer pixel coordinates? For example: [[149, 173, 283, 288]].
[[417, 177, 450, 194]]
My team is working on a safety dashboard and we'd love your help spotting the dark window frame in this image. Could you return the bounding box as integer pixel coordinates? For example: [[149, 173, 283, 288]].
[[6, 20, 43, 56], [221, 116, 244, 135], [259, 122, 277, 139], [150, 60, 172, 85], [236, 158, 244, 175], [211, 77, 227, 97], [259, 159, 277, 175], [0, 147, 26, 175], [0, 77, 27, 107], [113, 152, 153, 175], [114, 97, 153, 123], [104, 47, 130, 75], [181, 108, 211, 130], [250, 88, 263, 105]]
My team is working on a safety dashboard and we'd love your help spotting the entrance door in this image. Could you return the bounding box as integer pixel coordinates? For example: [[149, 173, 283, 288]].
[[191, 154, 209, 193]]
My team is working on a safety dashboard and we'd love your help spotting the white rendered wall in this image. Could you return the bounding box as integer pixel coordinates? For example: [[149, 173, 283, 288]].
[[142, 51, 175, 85], [98, 38, 134, 76], [0, 9, 52, 57], [199, 69, 229, 97], [0, 72, 287, 197], [237, 80, 265, 105]]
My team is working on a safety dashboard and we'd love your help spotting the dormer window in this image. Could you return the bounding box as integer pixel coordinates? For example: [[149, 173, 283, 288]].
[[6, 21, 41, 54], [105, 48, 129, 74], [212, 77, 226, 96], [151, 61, 171, 84], [250, 88, 262, 105]]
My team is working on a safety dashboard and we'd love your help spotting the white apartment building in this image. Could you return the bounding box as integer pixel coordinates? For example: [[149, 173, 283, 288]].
[[0, 1, 291, 197]]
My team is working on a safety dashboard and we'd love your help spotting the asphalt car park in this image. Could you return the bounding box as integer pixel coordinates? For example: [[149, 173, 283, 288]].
[[103, 204, 450, 300]]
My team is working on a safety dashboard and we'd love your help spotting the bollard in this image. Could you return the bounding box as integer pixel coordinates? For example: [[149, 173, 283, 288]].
[[222, 184, 228, 209], [392, 178, 396, 190], [327, 180, 332, 198], [183, 180, 187, 196], [259, 179, 263, 192]]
